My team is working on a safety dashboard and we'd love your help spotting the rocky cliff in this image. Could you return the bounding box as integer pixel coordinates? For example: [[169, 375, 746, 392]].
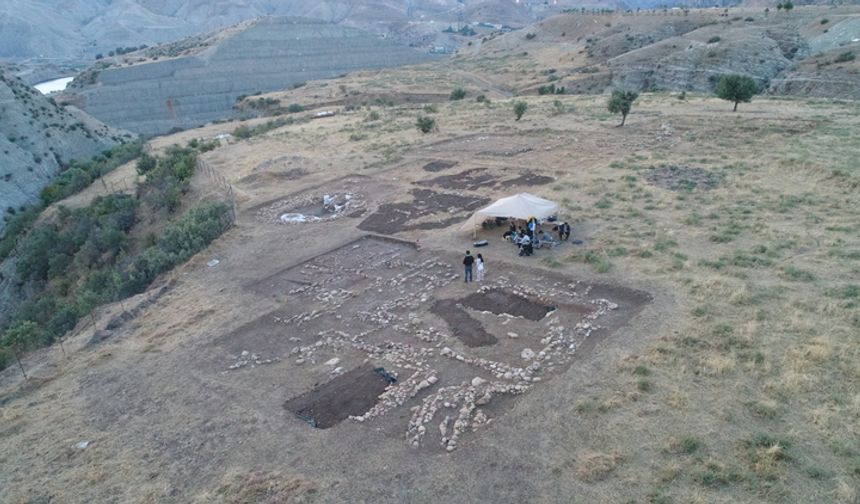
[[61, 17, 437, 135], [0, 69, 132, 231]]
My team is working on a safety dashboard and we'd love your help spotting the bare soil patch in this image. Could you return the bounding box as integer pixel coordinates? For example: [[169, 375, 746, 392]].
[[422, 160, 458, 172], [419, 133, 565, 158], [238, 168, 308, 186], [416, 168, 498, 191], [358, 189, 489, 234], [248, 179, 370, 224], [644, 164, 723, 191], [499, 171, 555, 188], [461, 288, 554, 321], [430, 299, 498, 347], [238, 236, 650, 452], [284, 365, 392, 429]]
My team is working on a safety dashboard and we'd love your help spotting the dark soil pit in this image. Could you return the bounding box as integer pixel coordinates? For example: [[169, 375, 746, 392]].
[[461, 289, 554, 321], [644, 165, 723, 191], [358, 189, 489, 234], [284, 365, 392, 429], [430, 299, 498, 347], [500, 171, 555, 188], [423, 160, 458, 172], [416, 168, 498, 191]]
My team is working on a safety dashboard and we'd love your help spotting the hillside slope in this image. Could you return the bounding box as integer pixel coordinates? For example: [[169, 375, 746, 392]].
[[0, 69, 133, 231], [456, 6, 860, 98], [59, 17, 437, 135], [0, 0, 553, 63]]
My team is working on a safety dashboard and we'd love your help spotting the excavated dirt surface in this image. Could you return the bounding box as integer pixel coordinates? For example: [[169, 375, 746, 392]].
[[416, 169, 554, 191], [499, 171, 555, 187], [415, 168, 498, 191], [230, 235, 651, 452], [358, 189, 489, 234], [246, 176, 374, 224], [284, 365, 392, 429], [430, 299, 498, 347], [644, 164, 724, 191], [461, 288, 555, 321], [422, 160, 458, 172]]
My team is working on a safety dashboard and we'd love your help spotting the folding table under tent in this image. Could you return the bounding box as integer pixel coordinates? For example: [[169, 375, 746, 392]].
[[461, 192, 560, 237]]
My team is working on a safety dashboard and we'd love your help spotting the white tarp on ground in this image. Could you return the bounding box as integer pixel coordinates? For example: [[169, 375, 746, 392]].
[[461, 192, 560, 233]]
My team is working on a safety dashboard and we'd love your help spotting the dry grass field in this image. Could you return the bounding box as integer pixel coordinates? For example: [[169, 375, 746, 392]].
[[1, 69, 859, 504]]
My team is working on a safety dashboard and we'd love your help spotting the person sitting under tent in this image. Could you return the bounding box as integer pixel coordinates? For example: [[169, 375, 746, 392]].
[[502, 222, 516, 240], [518, 233, 533, 256], [534, 228, 555, 249], [557, 221, 571, 241]]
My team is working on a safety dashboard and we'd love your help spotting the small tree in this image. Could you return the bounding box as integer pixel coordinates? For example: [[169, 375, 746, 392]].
[[416, 115, 436, 134], [714, 74, 758, 111], [449, 88, 467, 100], [783, 0, 793, 12], [3, 321, 40, 379], [776, 2, 783, 11], [136, 154, 157, 176], [513, 101, 528, 121], [607, 89, 638, 126]]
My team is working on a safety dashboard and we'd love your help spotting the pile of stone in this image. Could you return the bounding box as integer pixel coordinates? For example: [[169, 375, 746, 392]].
[[226, 350, 280, 371], [407, 378, 529, 451]]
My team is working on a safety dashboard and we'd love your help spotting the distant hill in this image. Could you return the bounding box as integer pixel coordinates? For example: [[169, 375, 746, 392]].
[[0, 0, 510, 62], [58, 17, 437, 135], [457, 6, 860, 99], [1, 0, 761, 64], [0, 68, 133, 230]]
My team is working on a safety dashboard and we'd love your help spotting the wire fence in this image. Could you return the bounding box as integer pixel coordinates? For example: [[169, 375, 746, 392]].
[[197, 158, 237, 230]]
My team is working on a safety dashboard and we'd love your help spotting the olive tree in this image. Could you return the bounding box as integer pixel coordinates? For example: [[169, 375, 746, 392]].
[[513, 101, 528, 121], [714, 74, 758, 111], [607, 89, 638, 126], [3, 321, 40, 379]]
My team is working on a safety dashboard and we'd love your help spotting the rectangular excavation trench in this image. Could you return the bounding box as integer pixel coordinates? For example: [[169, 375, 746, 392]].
[[284, 365, 392, 429]]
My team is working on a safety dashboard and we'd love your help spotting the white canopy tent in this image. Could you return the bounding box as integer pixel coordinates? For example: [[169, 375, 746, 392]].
[[461, 192, 560, 236]]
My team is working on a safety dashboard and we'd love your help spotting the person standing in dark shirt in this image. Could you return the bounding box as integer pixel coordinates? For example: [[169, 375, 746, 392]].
[[463, 250, 474, 282]]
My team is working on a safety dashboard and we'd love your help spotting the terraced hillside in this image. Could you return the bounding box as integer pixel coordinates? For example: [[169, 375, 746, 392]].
[[60, 17, 437, 135]]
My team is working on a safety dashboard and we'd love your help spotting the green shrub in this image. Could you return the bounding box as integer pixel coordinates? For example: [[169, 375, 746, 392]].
[[287, 103, 304, 113], [834, 51, 855, 63], [513, 101, 528, 121], [450, 88, 467, 100], [708, 36, 721, 43], [40, 140, 144, 206], [416, 115, 436, 134]]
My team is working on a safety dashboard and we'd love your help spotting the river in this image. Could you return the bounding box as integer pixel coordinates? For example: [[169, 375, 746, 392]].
[[33, 76, 74, 94]]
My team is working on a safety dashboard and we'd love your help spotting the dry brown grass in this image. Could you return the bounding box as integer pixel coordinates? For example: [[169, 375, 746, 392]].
[[2, 65, 860, 502], [194, 470, 318, 504], [575, 452, 622, 482]]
